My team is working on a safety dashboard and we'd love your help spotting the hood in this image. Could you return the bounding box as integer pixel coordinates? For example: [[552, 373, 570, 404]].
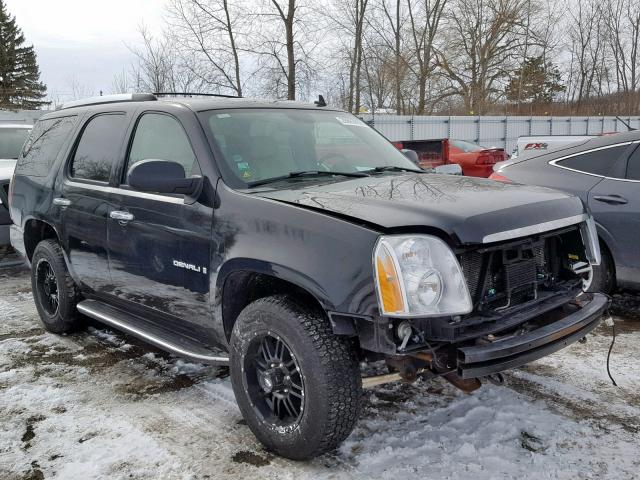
[[255, 173, 586, 244], [0, 160, 16, 181]]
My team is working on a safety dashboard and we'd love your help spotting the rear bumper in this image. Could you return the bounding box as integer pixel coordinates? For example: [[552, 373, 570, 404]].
[[457, 293, 608, 378]]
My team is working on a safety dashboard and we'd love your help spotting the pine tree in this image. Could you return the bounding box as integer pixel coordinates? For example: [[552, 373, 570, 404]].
[[0, 0, 47, 110], [506, 56, 565, 105]]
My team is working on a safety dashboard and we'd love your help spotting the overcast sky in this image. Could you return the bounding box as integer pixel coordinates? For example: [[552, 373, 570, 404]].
[[5, 0, 165, 101]]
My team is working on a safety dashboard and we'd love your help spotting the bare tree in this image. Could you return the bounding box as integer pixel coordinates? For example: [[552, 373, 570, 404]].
[[565, 0, 606, 112], [326, 0, 370, 113], [127, 25, 205, 93], [166, 0, 244, 96], [406, 0, 447, 114], [437, 0, 530, 114], [604, 0, 640, 113]]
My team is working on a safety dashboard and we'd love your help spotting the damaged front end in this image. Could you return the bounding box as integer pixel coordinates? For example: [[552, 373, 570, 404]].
[[359, 217, 609, 391]]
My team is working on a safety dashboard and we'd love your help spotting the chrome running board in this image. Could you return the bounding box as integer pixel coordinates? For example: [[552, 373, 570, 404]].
[[77, 299, 229, 365]]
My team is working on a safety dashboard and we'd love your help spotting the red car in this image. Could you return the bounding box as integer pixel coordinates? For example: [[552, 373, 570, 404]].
[[394, 139, 508, 177]]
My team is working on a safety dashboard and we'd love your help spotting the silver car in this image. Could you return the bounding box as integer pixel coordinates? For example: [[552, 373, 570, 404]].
[[492, 130, 639, 293]]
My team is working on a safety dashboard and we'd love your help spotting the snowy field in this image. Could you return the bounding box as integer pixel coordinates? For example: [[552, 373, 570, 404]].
[[1, 260, 639, 480]]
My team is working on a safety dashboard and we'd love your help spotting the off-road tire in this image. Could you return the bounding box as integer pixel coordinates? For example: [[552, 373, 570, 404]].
[[31, 239, 82, 333], [587, 245, 615, 294], [229, 295, 362, 460]]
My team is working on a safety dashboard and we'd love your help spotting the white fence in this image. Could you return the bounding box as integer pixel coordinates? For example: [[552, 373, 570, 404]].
[[0, 109, 46, 125], [360, 115, 640, 154]]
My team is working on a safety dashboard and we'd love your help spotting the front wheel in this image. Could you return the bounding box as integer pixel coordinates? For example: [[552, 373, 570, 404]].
[[229, 295, 362, 460]]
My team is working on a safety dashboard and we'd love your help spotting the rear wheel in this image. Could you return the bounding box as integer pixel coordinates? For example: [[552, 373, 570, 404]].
[[229, 295, 362, 460], [31, 239, 82, 333]]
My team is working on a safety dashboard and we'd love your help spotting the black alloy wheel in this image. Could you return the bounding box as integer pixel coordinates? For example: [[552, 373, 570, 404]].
[[35, 258, 60, 316], [244, 333, 305, 427]]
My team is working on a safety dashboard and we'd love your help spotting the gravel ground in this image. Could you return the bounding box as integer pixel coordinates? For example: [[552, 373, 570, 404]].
[[1, 260, 639, 480]]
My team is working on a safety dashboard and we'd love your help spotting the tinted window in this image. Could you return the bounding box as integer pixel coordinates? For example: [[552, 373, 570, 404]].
[[127, 113, 198, 177], [70, 114, 127, 182], [626, 147, 640, 180], [557, 145, 627, 176], [16, 116, 77, 177]]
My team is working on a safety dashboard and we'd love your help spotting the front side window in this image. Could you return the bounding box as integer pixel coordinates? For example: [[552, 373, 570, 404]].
[[200, 109, 418, 187], [70, 113, 127, 182], [127, 113, 198, 178], [556, 145, 628, 176]]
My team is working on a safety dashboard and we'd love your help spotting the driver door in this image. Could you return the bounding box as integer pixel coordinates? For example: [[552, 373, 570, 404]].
[[107, 112, 213, 342]]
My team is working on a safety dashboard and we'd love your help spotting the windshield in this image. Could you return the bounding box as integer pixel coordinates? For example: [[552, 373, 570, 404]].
[[199, 109, 419, 188], [0, 127, 31, 159]]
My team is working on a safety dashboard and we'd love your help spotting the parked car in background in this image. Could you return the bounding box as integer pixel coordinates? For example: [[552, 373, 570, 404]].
[[0, 124, 32, 248], [394, 138, 507, 177], [491, 130, 640, 293], [509, 135, 597, 160]]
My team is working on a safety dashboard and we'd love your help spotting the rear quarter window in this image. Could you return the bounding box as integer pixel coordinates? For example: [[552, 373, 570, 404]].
[[16, 116, 77, 177], [556, 145, 628, 176]]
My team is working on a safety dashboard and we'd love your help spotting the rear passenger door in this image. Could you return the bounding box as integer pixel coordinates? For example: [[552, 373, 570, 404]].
[[588, 144, 640, 286], [107, 111, 213, 342], [59, 112, 129, 293]]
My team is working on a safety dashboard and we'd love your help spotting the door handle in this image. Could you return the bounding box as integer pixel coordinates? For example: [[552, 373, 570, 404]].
[[53, 197, 71, 208], [110, 210, 135, 224], [593, 195, 628, 205]]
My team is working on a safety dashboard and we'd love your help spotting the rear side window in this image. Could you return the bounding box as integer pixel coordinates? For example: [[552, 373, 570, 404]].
[[556, 145, 627, 176], [626, 147, 640, 180], [17, 116, 77, 177], [127, 113, 198, 177], [70, 113, 127, 182]]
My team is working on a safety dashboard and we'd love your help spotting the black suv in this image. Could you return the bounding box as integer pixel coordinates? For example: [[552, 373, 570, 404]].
[[9, 93, 608, 460]]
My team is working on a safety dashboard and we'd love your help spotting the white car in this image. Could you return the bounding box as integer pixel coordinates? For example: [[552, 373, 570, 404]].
[[0, 124, 32, 246]]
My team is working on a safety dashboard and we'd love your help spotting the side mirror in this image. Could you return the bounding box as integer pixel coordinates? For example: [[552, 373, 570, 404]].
[[127, 159, 201, 195], [401, 148, 419, 165], [434, 163, 463, 176]]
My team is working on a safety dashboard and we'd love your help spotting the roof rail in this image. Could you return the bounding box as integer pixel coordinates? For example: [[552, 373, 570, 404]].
[[58, 93, 157, 110], [153, 92, 241, 99]]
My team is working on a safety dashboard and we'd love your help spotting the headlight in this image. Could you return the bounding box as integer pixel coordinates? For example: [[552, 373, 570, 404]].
[[373, 235, 472, 317]]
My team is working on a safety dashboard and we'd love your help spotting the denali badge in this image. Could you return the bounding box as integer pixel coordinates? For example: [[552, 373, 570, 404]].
[[173, 260, 208, 275]]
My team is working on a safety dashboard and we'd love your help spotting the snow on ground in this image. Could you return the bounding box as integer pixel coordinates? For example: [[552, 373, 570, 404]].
[[1, 262, 639, 480]]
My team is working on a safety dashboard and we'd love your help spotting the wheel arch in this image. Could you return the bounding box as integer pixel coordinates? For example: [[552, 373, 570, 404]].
[[216, 259, 332, 342], [23, 217, 60, 261]]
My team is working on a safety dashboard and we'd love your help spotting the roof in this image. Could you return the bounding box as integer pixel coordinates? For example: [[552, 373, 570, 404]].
[[161, 96, 342, 112], [53, 92, 342, 115]]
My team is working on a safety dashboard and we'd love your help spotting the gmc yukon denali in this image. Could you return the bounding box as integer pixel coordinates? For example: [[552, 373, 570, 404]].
[[9, 93, 608, 460]]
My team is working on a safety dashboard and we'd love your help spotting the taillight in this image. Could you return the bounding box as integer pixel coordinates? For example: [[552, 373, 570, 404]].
[[393, 142, 403, 150], [488, 172, 511, 182]]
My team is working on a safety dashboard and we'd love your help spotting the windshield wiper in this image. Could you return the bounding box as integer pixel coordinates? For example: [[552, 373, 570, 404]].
[[367, 165, 424, 174], [247, 170, 369, 188]]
